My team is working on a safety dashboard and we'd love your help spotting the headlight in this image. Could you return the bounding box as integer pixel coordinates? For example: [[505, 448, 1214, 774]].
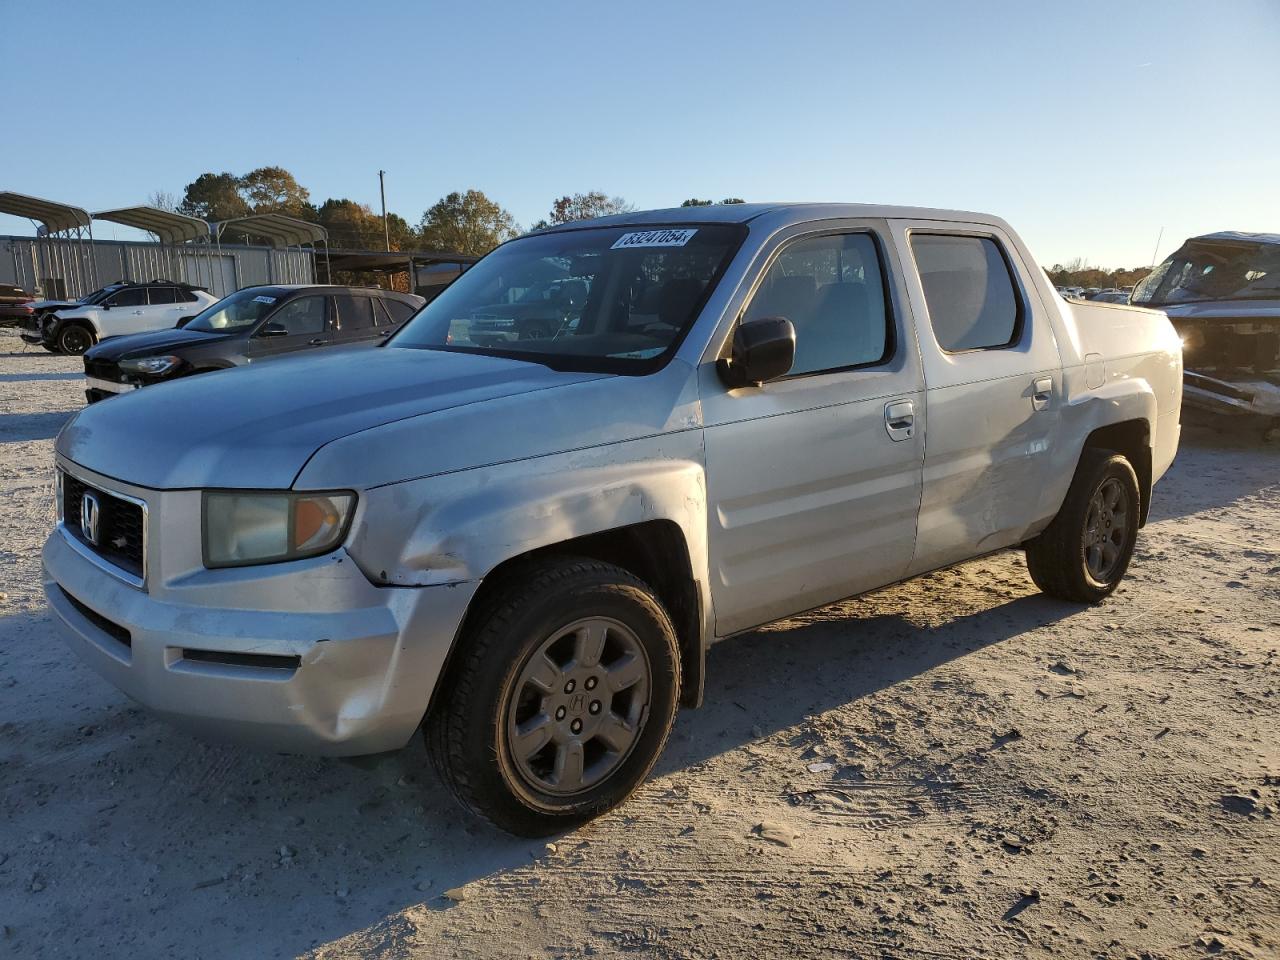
[[202, 490, 356, 568], [119, 355, 181, 375]]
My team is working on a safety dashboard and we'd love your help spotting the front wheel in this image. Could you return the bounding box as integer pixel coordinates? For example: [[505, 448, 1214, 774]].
[[56, 324, 95, 356], [1025, 450, 1140, 604], [426, 557, 680, 836]]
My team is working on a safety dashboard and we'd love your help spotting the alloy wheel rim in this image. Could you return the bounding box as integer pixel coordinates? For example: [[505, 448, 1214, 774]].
[[506, 616, 651, 797], [1083, 477, 1129, 582], [63, 329, 90, 354]]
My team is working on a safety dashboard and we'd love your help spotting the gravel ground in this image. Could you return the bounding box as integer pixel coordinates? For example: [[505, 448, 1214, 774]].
[[0, 331, 1277, 959]]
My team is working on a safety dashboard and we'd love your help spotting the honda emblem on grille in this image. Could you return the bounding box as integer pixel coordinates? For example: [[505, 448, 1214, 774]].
[[80, 492, 101, 545]]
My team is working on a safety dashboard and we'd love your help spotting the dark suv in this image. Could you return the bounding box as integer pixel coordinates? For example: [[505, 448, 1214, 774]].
[[81, 284, 424, 403]]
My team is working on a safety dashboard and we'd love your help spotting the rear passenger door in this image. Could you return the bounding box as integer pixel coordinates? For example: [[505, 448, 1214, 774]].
[[146, 286, 186, 329], [247, 294, 333, 362], [891, 221, 1063, 574], [701, 225, 926, 636], [332, 293, 383, 346]]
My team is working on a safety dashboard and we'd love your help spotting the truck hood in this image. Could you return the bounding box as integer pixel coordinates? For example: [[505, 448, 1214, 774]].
[[84, 327, 231, 361], [57, 347, 611, 489]]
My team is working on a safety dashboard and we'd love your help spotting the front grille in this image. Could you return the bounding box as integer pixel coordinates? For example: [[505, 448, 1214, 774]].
[[62, 473, 146, 579], [82, 357, 120, 380], [59, 586, 132, 648]]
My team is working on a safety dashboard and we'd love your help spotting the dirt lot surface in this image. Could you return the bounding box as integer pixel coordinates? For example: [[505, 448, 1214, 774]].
[[1, 332, 1277, 959]]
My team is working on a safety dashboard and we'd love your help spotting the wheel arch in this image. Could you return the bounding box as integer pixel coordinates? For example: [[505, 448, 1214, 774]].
[[431, 520, 705, 717], [1080, 418, 1153, 526]]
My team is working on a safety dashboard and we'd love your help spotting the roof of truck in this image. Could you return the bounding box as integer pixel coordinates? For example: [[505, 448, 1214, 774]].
[[1189, 231, 1280, 247], [532, 202, 1006, 232]]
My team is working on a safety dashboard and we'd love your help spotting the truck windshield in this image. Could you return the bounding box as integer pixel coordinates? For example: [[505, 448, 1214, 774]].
[[390, 224, 745, 374], [1133, 240, 1280, 307], [185, 288, 284, 332]]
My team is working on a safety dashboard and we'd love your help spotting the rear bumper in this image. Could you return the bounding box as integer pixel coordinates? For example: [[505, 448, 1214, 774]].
[[43, 524, 478, 755]]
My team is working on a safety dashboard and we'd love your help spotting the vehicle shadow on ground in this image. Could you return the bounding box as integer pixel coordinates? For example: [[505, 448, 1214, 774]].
[[0, 371, 83, 382], [1, 588, 1080, 957], [0, 410, 75, 443], [657, 591, 1077, 779]]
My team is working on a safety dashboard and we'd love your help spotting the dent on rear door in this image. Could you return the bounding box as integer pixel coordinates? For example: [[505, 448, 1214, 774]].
[[890, 221, 1065, 574]]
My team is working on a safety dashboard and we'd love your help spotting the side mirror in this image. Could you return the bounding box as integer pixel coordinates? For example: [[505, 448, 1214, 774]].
[[257, 322, 289, 338], [101, 302, 112, 310], [716, 316, 795, 388], [175, 315, 195, 328]]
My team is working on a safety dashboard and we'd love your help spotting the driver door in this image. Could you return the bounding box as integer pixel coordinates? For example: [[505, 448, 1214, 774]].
[[701, 225, 926, 636], [247, 294, 334, 361]]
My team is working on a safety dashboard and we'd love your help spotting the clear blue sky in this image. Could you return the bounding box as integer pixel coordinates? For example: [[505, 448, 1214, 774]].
[[4, 0, 1277, 267]]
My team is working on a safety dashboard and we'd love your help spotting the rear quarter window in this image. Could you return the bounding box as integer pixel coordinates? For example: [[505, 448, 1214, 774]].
[[910, 234, 1022, 352], [380, 298, 417, 325]]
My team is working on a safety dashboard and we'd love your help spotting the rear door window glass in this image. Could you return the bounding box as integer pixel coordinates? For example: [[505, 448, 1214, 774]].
[[147, 287, 179, 305], [334, 294, 376, 329], [910, 235, 1021, 351], [743, 232, 890, 375]]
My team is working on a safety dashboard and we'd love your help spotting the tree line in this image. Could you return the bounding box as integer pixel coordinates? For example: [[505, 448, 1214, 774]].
[[155, 168, 749, 257], [1044, 258, 1151, 290], [158, 172, 1148, 285]]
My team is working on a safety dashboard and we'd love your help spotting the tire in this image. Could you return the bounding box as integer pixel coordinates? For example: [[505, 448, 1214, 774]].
[[1025, 449, 1141, 604], [56, 324, 95, 356], [42, 343, 61, 354], [426, 556, 680, 836]]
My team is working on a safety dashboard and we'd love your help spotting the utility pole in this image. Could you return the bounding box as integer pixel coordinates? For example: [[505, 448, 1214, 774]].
[[378, 170, 390, 251]]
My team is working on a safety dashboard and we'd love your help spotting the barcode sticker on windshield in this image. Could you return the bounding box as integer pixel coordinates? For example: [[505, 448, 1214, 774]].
[[611, 228, 698, 250], [252, 296, 276, 304]]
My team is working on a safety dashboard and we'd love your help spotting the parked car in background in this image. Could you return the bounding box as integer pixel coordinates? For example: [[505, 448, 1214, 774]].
[[0, 283, 35, 328], [22, 280, 217, 355], [45, 203, 1181, 836], [1091, 291, 1130, 304], [81, 284, 424, 402], [1132, 230, 1280, 427], [468, 277, 591, 345]]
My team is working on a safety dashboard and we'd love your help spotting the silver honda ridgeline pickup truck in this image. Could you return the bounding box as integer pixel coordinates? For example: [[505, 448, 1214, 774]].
[[45, 204, 1182, 835]]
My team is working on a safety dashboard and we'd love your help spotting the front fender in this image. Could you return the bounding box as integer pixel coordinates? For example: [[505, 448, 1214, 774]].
[[346, 430, 709, 591]]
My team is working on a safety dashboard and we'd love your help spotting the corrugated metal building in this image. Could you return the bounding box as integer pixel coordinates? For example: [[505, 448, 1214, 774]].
[[0, 234, 314, 300]]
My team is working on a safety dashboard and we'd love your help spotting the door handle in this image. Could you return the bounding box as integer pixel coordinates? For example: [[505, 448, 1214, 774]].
[[308, 337, 325, 346], [1032, 376, 1053, 411], [884, 399, 915, 441]]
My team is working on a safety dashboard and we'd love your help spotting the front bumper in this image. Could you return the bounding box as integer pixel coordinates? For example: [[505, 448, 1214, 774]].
[[43, 463, 478, 755], [84, 377, 140, 403]]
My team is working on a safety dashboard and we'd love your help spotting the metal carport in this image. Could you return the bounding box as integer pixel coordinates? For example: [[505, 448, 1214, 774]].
[[0, 191, 97, 297], [92, 206, 222, 292], [216, 214, 330, 284]]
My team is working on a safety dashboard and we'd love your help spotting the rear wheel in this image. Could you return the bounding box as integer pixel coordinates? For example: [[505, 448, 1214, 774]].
[[56, 324, 95, 356], [1025, 450, 1140, 604], [427, 556, 680, 836]]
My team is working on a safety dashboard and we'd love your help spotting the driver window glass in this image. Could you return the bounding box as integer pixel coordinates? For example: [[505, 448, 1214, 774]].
[[743, 232, 890, 375], [109, 288, 146, 307], [270, 296, 327, 335]]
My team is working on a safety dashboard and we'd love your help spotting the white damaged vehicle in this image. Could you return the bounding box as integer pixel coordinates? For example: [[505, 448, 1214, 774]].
[[44, 204, 1181, 835]]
